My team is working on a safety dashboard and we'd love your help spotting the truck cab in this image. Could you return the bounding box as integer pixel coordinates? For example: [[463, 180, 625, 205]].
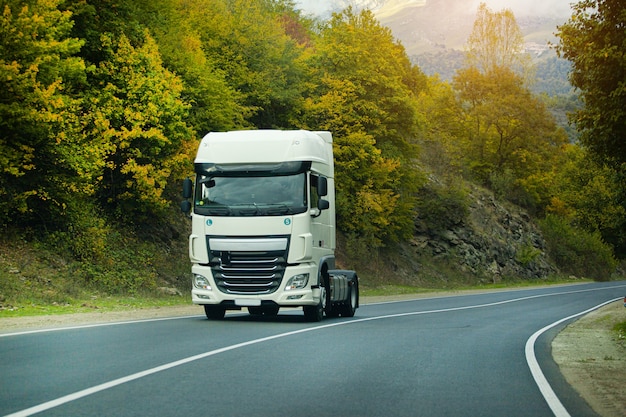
[[182, 130, 358, 321]]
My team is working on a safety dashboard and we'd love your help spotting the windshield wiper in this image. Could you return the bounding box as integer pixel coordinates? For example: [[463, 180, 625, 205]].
[[232, 203, 259, 216], [265, 204, 293, 215], [205, 206, 231, 215]]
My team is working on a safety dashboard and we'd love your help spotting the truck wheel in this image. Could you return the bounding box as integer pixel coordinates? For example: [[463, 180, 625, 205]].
[[249, 306, 280, 316], [204, 305, 226, 320], [264, 306, 280, 316], [303, 284, 326, 322], [324, 279, 337, 318], [340, 284, 358, 317]]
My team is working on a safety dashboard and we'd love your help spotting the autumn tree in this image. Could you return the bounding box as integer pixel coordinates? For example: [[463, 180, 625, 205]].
[[86, 32, 193, 221], [545, 145, 626, 252], [451, 4, 566, 211], [555, 0, 626, 257], [303, 7, 426, 246], [555, 0, 626, 169], [466, 2, 532, 79], [454, 67, 566, 185], [0, 0, 98, 228]]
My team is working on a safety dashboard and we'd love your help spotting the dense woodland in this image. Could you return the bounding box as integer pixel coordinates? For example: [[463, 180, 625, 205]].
[[1, 0, 625, 296]]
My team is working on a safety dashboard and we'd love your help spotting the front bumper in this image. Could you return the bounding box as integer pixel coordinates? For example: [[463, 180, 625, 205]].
[[191, 263, 321, 308]]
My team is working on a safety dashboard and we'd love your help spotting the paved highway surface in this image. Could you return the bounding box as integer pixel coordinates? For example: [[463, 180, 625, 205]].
[[1, 281, 625, 417]]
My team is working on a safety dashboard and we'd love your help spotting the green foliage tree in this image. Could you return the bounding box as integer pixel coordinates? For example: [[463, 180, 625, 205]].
[[555, 0, 626, 168], [67, 0, 249, 133], [0, 0, 98, 228], [179, 0, 308, 128], [453, 66, 566, 200], [86, 32, 193, 221], [539, 214, 617, 281], [303, 7, 426, 246], [451, 5, 567, 212], [114, 0, 249, 133], [544, 145, 626, 256], [146, 2, 246, 133]]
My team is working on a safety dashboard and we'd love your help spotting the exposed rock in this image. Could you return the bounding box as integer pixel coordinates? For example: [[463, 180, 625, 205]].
[[157, 287, 182, 296], [414, 185, 557, 281]]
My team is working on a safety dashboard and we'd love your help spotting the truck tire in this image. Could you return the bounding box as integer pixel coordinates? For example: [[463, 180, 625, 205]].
[[265, 306, 280, 316], [324, 279, 336, 318], [204, 305, 226, 320], [249, 306, 280, 316], [303, 303, 322, 322], [303, 283, 326, 322], [340, 284, 358, 317]]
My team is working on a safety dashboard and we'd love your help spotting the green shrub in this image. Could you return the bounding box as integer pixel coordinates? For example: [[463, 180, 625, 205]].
[[489, 169, 537, 212], [515, 242, 542, 267], [415, 182, 469, 233], [613, 321, 626, 346], [538, 214, 617, 281], [44, 204, 164, 294]]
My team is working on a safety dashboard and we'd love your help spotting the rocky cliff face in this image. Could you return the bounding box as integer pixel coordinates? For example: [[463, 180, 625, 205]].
[[412, 185, 557, 283]]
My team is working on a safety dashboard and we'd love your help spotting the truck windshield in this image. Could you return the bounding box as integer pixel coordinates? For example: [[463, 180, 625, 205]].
[[194, 173, 307, 216]]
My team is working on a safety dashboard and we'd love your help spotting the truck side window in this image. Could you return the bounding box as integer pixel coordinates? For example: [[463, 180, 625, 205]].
[[310, 174, 320, 209]]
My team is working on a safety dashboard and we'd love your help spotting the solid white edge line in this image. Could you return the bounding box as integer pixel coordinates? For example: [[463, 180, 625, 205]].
[[2, 283, 621, 338], [524, 297, 622, 417], [0, 315, 206, 338], [4, 284, 625, 416]]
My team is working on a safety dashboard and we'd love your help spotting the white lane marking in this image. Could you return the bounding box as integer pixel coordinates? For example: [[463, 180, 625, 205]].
[[0, 315, 205, 338], [4, 284, 626, 417], [525, 298, 621, 417], [0, 283, 617, 338]]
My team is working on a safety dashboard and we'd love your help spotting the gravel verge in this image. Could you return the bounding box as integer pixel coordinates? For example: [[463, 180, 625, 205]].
[[552, 300, 626, 417]]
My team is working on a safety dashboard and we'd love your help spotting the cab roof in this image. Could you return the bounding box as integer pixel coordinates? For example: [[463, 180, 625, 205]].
[[194, 130, 333, 173]]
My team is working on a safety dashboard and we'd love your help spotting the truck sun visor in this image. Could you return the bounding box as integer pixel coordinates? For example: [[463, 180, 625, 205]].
[[195, 161, 311, 176]]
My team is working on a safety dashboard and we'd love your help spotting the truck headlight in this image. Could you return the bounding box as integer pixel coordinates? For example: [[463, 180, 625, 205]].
[[284, 273, 309, 291], [193, 274, 211, 290]]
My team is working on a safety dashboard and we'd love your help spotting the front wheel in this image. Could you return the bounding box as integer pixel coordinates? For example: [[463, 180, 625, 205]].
[[249, 306, 280, 316], [204, 305, 226, 320], [303, 284, 326, 322]]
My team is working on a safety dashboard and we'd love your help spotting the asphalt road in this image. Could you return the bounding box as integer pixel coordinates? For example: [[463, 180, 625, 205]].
[[1, 281, 625, 417]]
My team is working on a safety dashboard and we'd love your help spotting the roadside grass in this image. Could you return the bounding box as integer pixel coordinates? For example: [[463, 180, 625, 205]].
[[0, 226, 606, 319], [614, 320, 626, 348], [0, 228, 191, 318], [0, 292, 191, 318], [359, 277, 591, 298], [2, 279, 590, 319]]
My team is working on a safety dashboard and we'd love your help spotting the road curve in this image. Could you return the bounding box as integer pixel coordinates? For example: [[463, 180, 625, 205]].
[[1, 281, 624, 417]]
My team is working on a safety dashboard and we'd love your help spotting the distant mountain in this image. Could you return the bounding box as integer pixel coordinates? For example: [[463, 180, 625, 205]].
[[371, 0, 574, 96], [372, 0, 569, 55], [296, 0, 574, 96]]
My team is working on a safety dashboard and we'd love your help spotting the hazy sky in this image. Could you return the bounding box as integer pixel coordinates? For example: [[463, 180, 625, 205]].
[[294, 0, 573, 18]]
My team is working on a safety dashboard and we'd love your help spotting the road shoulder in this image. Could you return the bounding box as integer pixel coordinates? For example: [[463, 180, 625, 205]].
[[551, 301, 626, 417]]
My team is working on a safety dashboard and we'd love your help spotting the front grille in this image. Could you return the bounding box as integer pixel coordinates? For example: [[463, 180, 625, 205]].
[[208, 238, 289, 295]]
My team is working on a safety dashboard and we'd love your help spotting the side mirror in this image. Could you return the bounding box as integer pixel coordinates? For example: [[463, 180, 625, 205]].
[[181, 200, 192, 214], [318, 176, 328, 197], [311, 198, 329, 218], [182, 178, 193, 199]]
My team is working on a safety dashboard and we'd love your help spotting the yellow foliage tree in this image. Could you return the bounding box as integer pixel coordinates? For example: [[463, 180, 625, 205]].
[[0, 0, 100, 226], [86, 32, 194, 220], [302, 7, 426, 246]]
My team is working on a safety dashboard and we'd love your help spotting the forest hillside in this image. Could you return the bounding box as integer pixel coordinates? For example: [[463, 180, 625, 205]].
[[1, 0, 624, 311]]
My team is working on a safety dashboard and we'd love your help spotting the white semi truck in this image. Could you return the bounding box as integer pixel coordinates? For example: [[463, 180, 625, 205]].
[[181, 129, 359, 321]]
